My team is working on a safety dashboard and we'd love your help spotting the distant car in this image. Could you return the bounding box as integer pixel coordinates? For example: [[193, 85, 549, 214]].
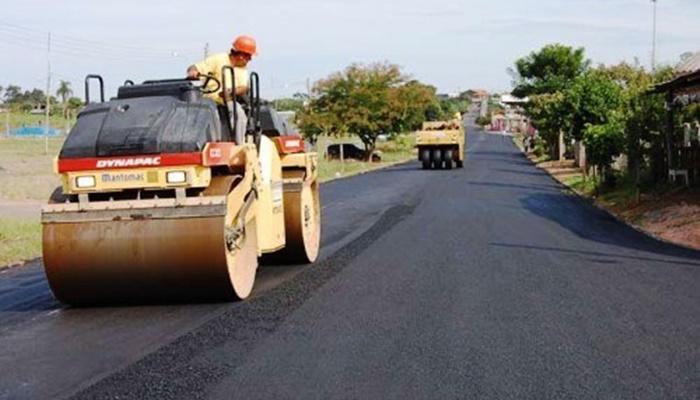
[[326, 143, 381, 162]]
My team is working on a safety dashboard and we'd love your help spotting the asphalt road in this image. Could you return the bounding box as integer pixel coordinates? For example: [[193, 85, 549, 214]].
[[1, 120, 699, 399]]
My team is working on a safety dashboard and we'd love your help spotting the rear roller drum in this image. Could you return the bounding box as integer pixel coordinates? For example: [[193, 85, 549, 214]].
[[272, 180, 321, 263]]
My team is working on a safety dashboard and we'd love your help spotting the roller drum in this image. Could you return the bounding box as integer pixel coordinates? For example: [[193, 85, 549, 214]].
[[42, 198, 258, 305]]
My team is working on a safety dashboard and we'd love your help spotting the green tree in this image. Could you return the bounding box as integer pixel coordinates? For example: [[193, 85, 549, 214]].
[[65, 97, 84, 119], [273, 97, 304, 112], [564, 70, 623, 141], [391, 80, 437, 131], [512, 43, 589, 97], [435, 97, 470, 121], [56, 80, 73, 118], [56, 80, 72, 104], [596, 63, 672, 182], [512, 44, 590, 156], [3, 85, 21, 103], [295, 106, 343, 145], [297, 63, 436, 159], [583, 116, 626, 184], [526, 92, 569, 158]]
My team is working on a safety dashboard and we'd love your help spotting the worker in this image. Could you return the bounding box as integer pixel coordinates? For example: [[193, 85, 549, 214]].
[[187, 35, 257, 142]]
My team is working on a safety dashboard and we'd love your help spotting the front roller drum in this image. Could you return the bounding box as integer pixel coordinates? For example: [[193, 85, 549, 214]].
[[42, 206, 258, 305]]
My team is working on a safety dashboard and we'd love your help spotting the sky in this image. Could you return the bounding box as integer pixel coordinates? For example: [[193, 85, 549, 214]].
[[0, 0, 698, 99]]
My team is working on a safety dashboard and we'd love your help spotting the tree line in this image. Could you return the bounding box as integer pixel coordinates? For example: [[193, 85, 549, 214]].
[[294, 62, 470, 159], [512, 43, 699, 186], [0, 80, 83, 118]]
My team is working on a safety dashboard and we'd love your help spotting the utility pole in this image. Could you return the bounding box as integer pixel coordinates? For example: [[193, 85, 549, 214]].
[[651, 0, 658, 72], [204, 42, 210, 58], [45, 31, 51, 155], [4, 109, 9, 137]]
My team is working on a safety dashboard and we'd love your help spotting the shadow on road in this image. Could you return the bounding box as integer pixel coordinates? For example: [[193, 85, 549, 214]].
[[465, 181, 561, 192], [490, 243, 700, 268], [518, 192, 700, 262], [469, 156, 532, 167], [491, 168, 550, 177]]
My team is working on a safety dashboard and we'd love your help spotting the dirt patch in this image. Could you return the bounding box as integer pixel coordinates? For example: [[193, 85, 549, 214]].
[[612, 190, 700, 249]]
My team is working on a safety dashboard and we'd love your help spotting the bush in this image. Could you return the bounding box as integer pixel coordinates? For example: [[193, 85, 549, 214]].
[[583, 118, 625, 183], [532, 137, 547, 158], [475, 115, 491, 126]]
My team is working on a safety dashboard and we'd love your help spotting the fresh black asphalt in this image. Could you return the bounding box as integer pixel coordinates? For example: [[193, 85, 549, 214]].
[[1, 121, 699, 399]]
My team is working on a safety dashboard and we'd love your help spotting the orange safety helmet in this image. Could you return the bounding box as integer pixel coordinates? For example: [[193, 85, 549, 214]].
[[232, 35, 258, 56]]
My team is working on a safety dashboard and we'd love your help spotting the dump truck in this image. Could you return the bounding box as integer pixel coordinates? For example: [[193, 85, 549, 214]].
[[416, 115, 465, 170], [41, 69, 320, 305]]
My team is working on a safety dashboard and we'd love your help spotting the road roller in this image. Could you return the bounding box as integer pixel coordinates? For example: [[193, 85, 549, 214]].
[[41, 70, 320, 305], [416, 115, 465, 170]]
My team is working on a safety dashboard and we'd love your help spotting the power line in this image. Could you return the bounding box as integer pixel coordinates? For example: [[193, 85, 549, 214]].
[[45, 31, 51, 154], [0, 30, 197, 61], [0, 21, 200, 61], [0, 20, 200, 54], [651, 0, 658, 72]]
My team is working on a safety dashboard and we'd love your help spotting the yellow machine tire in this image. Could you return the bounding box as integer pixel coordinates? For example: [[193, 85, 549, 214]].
[[431, 148, 443, 169], [444, 148, 454, 170], [421, 148, 431, 170]]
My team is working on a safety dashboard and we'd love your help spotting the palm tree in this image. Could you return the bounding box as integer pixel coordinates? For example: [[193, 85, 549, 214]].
[[56, 80, 72, 104], [56, 80, 73, 118]]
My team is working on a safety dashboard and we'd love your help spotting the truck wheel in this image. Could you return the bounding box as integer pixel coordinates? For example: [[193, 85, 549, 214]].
[[443, 149, 453, 170], [432, 148, 442, 169], [421, 148, 431, 169]]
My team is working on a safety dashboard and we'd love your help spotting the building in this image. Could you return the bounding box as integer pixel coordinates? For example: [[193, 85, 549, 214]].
[[490, 94, 530, 134], [652, 51, 700, 185]]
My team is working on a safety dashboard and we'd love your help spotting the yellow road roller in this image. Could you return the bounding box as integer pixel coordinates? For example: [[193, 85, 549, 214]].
[[41, 70, 320, 305], [416, 115, 465, 170]]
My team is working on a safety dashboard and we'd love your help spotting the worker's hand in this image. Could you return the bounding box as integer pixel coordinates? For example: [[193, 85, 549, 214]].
[[218, 89, 233, 99], [186, 66, 200, 79]]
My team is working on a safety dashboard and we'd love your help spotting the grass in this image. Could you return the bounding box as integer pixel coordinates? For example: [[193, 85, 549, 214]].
[[317, 134, 416, 182], [0, 136, 65, 201], [0, 217, 41, 268], [0, 118, 68, 267], [562, 173, 643, 211], [562, 174, 597, 196]]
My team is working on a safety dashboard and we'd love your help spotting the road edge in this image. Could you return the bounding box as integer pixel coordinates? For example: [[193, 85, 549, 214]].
[[319, 158, 414, 184], [510, 135, 700, 253]]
